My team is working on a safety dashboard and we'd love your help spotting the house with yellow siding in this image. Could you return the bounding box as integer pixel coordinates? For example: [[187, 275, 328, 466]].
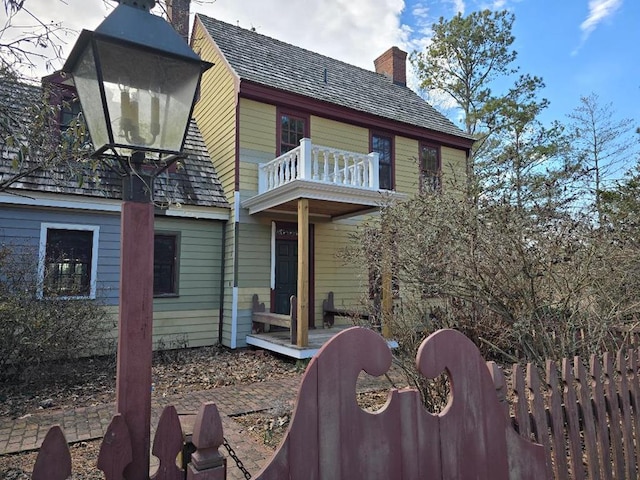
[[189, 14, 474, 357]]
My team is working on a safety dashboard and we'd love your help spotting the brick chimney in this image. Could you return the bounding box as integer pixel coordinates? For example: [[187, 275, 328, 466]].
[[166, 0, 190, 43], [374, 47, 407, 87]]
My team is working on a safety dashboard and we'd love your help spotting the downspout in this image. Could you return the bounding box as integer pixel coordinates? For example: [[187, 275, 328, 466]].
[[230, 98, 241, 349], [217, 220, 226, 345]]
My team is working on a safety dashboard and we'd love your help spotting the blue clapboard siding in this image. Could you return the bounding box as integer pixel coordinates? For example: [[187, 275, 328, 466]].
[[0, 205, 121, 304], [0, 205, 226, 348]]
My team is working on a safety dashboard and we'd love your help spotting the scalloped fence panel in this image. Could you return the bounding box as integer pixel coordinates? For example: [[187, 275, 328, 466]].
[[253, 327, 549, 479]]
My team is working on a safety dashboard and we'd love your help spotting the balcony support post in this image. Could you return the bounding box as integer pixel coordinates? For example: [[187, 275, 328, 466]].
[[297, 197, 309, 347]]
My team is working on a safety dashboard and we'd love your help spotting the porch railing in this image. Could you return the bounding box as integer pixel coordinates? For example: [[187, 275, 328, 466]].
[[258, 138, 380, 194]]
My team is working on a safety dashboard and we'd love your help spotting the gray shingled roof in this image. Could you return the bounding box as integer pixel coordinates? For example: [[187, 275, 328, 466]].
[[0, 78, 229, 209], [198, 15, 472, 141]]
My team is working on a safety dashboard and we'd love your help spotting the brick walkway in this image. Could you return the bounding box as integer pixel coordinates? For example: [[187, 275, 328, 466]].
[[0, 376, 302, 480], [0, 368, 404, 479]]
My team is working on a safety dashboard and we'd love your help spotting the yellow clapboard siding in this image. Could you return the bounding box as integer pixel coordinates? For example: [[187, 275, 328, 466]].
[[239, 99, 276, 152], [313, 220, 368, 321], [395, 136, 420, 195], [442, 146, 467, 196], [192, 20, 237, 204], [310, 116, 369, 153], [239, 99, 276, 192]]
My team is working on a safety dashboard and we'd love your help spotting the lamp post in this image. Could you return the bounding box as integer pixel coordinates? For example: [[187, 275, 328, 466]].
[[63, 1, 211, 478]]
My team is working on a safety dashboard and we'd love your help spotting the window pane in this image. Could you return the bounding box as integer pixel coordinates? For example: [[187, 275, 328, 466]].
[[44, 229, 93, 297], [420, 145, 441, 191], [372, 134, 392, 190], [280, 114, 305, 154], [60, 97, 82, 131], [154, 234, 177, 295]]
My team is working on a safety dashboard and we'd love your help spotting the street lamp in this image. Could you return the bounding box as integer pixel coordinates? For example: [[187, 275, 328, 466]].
[[63, 1, 211, 478]]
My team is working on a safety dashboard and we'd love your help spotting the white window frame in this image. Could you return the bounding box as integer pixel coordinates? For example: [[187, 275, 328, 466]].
[[37, 223, 100, 300]]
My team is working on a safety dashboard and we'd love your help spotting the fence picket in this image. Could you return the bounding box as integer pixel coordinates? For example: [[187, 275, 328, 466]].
[[97, 414, 133, 480], [151, 405, 185, 480], [546, 360, 570, 480], [590, 355, 613, 480], [512, 364, 532, 440], [574, 357, 601, 480], [603, 352, 625, 480], [629, 349, 640, 472], [32, 426, 71, 480], [616, 350, 636, 479], [526, 364, 553, 479], [562, 359, 585, 480]]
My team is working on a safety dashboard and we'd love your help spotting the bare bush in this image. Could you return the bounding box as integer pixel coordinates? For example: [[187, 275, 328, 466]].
[[0, 243, 115, 381], [344, 189, 631, 396]]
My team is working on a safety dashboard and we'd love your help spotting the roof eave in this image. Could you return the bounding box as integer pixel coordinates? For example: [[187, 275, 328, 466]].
[[238, 80, 474, 150]]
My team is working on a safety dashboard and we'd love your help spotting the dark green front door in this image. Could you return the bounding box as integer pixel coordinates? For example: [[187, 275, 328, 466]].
[[274, 239, 297, 314]]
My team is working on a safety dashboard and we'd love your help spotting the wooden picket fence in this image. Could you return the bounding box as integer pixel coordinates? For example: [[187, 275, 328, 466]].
[[30, 327, 640, 479], [33, 402, 226, 479], [496, 349, 640, 479]]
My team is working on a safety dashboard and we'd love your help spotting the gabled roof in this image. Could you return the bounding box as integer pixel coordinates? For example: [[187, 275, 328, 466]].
[[197, 15, 473, 142], [0, 77, 229, 210]]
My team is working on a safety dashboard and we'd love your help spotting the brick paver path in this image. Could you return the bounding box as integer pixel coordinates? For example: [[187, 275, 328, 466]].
[[0, 376, 302, 480], [0, 368, 403, 479]]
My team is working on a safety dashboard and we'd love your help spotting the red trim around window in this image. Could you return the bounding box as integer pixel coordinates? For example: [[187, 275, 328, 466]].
[[370, 130, 395, 190], [276, 108, 310, 156], [419, 142, 442, 192]]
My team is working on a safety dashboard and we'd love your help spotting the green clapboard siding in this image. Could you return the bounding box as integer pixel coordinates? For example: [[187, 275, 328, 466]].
[[152, 216, 225, 347]]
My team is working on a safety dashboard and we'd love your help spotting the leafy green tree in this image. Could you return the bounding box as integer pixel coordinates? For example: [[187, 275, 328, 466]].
[[412, 9, 520, 196], [479, 74, 574, 214]]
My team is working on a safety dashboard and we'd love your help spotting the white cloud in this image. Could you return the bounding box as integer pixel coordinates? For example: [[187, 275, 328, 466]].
[[451, 0, 466, 14], [572, 0, 622, 55], [201, 0, 409, 70], [580, 0, 623, 38]]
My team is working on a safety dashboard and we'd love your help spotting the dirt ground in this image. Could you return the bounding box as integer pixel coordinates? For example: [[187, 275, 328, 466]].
[[0, 345, 401, 479]]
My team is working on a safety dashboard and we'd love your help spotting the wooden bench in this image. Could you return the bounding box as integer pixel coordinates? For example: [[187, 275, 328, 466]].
[[322, 291, 371, 327], [252, 294, 297, 344]]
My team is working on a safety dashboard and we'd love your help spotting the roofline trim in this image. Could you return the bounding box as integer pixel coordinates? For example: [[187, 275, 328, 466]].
[[0, 191, 229, 220], [238, 80, 474, 151]]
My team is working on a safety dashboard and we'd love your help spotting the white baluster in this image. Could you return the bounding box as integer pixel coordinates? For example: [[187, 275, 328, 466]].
[[363, 157, 370, 187], [312, 147, 319, 180], [368, 152, 379, 189], [343, 154, 349, 185], [322, 149, 329, 182], [333, 152, 340, 184]]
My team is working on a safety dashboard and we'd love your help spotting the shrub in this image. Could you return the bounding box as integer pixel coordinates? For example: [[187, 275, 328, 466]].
[[0, 243, 115, 381]]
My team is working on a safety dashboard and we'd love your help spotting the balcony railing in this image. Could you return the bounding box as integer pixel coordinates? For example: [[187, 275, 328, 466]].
[[258, 138, 380, 194]]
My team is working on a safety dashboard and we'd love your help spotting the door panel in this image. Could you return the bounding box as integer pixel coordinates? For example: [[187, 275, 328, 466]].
[[275, 239, 297, 314]]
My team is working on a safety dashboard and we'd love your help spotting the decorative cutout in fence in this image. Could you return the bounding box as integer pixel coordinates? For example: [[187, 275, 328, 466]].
[[253, 327, 548, 479]]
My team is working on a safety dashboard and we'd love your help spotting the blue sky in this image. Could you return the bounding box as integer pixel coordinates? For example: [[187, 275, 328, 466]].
[[6, 0, 639, 133], [401, 0, 639, 128]]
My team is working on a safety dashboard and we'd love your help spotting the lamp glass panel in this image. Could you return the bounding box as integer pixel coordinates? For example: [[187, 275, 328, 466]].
[[95, 39, 201, 154], [71, 45, 110, 151]]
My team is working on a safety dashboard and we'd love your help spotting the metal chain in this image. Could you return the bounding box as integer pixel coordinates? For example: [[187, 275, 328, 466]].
[[223, 436, 252, 479]]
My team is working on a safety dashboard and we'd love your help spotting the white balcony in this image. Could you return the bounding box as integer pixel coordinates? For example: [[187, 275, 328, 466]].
[[243, 139, 403, 219], [259, 138, 380, 193]]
